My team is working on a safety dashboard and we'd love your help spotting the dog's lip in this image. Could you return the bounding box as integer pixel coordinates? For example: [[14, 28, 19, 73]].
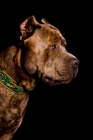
[[43, 77, 56, 86], [42, 76, 73, 86]]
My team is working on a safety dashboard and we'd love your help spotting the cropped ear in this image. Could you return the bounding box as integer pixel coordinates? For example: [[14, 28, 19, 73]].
[[41, 18, 67, 45], [20, 15, 41, 40], [41, 18, 49, 24], [41, 18, 59, 31]]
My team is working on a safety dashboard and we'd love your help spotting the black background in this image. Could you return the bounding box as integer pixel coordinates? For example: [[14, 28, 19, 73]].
[[0, 1, 92, 139]]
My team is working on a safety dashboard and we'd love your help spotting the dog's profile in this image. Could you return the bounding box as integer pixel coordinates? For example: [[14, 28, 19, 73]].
[[0, 15, 79, 140]]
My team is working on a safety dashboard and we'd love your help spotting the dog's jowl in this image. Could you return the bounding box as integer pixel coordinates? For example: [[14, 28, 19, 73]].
[[0, 15, 79, 140]]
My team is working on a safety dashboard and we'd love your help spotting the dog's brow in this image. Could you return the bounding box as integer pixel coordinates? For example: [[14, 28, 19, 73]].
[[48, 36, 61, 44], [61, 38, 67, 46]]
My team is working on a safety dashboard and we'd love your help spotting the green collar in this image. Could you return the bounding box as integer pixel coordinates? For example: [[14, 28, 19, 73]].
[[0, 69, 24, 94]]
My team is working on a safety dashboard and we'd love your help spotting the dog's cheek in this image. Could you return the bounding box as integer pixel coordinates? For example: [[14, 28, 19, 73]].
[[23, 53, 37, 74], [25, 62, 37, 75], [22, 50, 37, 75], [36, 49, 48, 75]]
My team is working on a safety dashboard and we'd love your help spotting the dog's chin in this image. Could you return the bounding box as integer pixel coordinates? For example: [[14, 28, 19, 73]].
[[42, 76, 73, 86]]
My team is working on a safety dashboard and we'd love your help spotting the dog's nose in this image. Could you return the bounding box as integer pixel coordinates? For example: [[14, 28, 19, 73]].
[[70, 58, 79, 68]]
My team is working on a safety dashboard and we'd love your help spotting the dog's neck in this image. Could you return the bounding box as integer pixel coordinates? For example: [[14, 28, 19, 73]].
[[0, 45, 36, 91], [0, 46, 21, 81], [0, 46, 18, 80]]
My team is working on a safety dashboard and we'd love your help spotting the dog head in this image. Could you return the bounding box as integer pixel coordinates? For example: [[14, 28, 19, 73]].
[[20, 15, 79, 86]]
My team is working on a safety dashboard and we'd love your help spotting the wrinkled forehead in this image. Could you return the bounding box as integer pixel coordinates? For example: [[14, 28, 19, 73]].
[[39, 24, 67, 46]]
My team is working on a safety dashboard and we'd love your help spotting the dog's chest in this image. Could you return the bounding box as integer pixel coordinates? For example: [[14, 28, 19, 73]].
[[0, 83, 29, 134]]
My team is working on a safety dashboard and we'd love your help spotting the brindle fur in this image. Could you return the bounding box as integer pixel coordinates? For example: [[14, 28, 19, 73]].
[[0, 15, 79, 140]]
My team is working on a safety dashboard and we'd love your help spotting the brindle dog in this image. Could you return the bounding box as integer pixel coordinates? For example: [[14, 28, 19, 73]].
[[0, 15, 79, 140]]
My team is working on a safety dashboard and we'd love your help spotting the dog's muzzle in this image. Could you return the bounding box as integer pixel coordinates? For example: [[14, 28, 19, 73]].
[[57, 57, 79, 76], [42, 57, 79, 86]]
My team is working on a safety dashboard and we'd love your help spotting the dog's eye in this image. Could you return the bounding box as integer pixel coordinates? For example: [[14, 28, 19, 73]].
[[49, 44, 57, 50]]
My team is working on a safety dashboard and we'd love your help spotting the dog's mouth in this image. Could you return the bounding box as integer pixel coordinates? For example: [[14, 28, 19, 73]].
[[42, 76, 73, 86]]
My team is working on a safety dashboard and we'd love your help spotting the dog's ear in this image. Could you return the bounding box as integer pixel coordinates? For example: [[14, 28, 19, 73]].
[[41, 18, 59, 31], [20, 15, 41, 40], [41, 18, 49, 24], [41, 18, 67, 45]]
